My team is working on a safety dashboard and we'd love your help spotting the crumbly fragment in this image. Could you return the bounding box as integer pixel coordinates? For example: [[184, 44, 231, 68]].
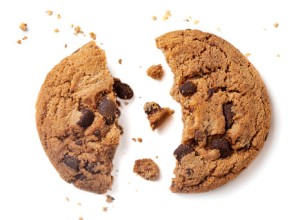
[[133, 158, 160, 181], [144, 102, 174, 130], [106, 195, 114, 203], [89, 32, 96, 40], [57, 14, 61, 19], [22, 36, 28, 40], [102, 207, 108, 212], [118, 59, 122, 64], [152, 16, 157, 21], [17, 39, 22, 44], [19, 23, 27, 31], [46, 10, 53, 16], [132, 138, 137, 142], [162, 10, 171, 21], [137, 138, 143, 143], [274, 22, 279, 28], [65, 197, 70, 202], [74, 26, 83, 35], [64, 44, 67, 48], [147, 64, 164, 80], [79, 217, 83, 220], [54, 28, 59, 33]]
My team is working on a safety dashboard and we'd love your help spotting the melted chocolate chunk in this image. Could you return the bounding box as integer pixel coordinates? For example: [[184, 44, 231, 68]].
[[98, 98, 118, 125], [77, 108, 95, 128], [113, 78, 134, 99], [210, 137, 233, 158], [174, 144, 194, 161], [223, 102, 234, 129], [63, 156, 79, 171], [179, 81, 197, 96]]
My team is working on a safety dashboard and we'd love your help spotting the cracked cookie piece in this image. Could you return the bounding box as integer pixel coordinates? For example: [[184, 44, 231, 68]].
[[156, 30, 271, 193], [144, 102, 174, 130], [133, 158, 160, 181], [147, 64, 164, 80], [36, 41, 123, 194]]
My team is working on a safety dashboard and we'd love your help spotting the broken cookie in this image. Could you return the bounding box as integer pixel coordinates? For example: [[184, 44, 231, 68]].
[[133, 158, 160, 181]]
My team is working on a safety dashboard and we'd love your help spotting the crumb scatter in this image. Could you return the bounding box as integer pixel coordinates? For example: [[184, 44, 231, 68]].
[[274, 22, 279, 28]]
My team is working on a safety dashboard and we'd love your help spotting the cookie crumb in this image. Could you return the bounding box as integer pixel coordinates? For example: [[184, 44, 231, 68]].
[[70, 24, 74, 28], [132, 138, 137, 142], [79, 217, 84, 220], [19, 23, 28, 31], [184, 16, 192, 22], [193, 20, 199, 25], [118, 58, 122, 64], [22, 36, 28, 40], [274, 22, 279, 28], [133, 158, 160, 181], [144, 102, 174, 130], [106, 195, 115, 203], [77, 202, 82, 206], [137, 138, 143, 143], [57, 14, 61, 19], [54, 28, 59, 33], [216, 27, 221, 32], [147, 64, 164, 80], [155, 156, 159, 159], [277, 54, 280, 57], [102, 207, 108, 212], [162, 10, 171, 21], [245, 53, 251, 57], [46, 10, 53, 16], [65, 197, 70, 202], [17, 39, 22, 44], [89, 32, 96, 40], [64, 44, 67, 48], [74, 26, 83, 35], [152, 16, 157, 21]]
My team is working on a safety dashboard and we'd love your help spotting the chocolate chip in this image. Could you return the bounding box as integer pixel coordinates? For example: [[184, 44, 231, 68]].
[[194, 130, 205, 142], [74, 173, 86, 181], [75, 139, 83, 146], [174, 144, 194, 161], [144, 102, 161, 115], [186, 168, 194, 176], [210, 138, 233, 158], [98, 98, 118, 125], [223, 102, 234, 129], [179, 81, 197, 96], [63, 156, 79, 171], [94, 130, 101, 138], [77, 108, 95, 129], [85, 162, 99, 174], [208, 88, 215, 98], [113, 78, 134, 99]]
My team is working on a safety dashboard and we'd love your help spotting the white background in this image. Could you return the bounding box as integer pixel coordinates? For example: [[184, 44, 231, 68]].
[[0, 0, 299, 219]]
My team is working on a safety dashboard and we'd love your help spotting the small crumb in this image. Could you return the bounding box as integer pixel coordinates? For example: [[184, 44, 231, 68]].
[[132, 138, 137, 142], [65, 197, 70, 202], [64, 44, 67, 48], [22, 36, 28, 40], [155, 156, 159, 159], [245, 53, 251, 57], [77, 202, 82, 206], [162, 10, 171, 21], [89, 32, 97, 40], [70, 24, 74, 28], [184, 16, 192, 22], [74, 26, 83, 35], [277, 54, 280, 57], [118, 59, 122, 64], [133, 158, 160, 181], [106, 195, 115, 203], [57, 14, 61, 19], [46, 10, 53, 16], [137, 138, 143, 143], [17, 39, 22, 44], [193, 20, 199, 25], [147, 64, 164, 80], [79, 217, 84, 220], [102, 207, 108, 212], [54, 28, 59, 33], [152, 16, 157, 21], [274, 22, 279, 28], [216, 27, 221, 32], [19, 23, 28, 31]]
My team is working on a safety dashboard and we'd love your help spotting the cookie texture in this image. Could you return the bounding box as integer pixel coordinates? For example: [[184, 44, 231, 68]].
[[133, 158, 160, 181], [144, 102, 174, 130], [36, 41, 122, 194], [156, 30, 271, 193]]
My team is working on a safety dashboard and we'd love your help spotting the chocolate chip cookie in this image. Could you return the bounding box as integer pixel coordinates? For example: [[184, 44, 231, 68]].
[[156, 30, 271, 193], [36, 41, 125, 194]]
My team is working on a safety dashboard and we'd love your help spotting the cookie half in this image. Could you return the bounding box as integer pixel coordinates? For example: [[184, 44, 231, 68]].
[[36, 41, 122, 194], [156, 30, 271, 193]]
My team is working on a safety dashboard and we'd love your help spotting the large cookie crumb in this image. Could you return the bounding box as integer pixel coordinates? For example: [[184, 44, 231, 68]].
[[147, 64, 164, 80], [144, 102, 174, 130], [133, 158, 159, 181]]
